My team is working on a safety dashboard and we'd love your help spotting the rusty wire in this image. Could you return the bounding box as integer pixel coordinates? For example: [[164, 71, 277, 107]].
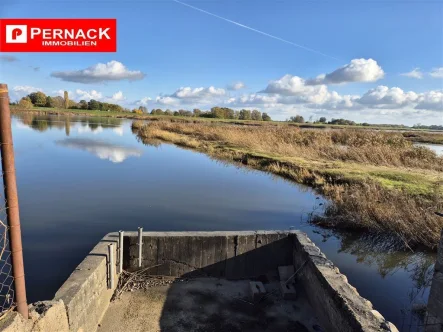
[[0, 200, 16, 317]]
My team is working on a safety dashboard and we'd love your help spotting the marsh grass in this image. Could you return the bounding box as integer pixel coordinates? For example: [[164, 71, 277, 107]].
[[136, 120, 443, 249]]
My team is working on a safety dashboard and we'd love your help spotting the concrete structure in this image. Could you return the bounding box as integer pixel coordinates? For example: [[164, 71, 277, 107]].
[[426, 229, 443, 331], [123, 230, 397, 332], [0, 230, 398, 332], [0, 233, 118, 332]]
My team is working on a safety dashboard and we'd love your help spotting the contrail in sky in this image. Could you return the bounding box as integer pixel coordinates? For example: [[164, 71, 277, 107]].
[[173, 0, 339, 61]]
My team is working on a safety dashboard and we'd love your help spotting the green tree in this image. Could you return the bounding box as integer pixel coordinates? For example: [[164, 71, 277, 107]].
[[28, 91, 47, 106], [68, 100, 78, 109], [251, 110, 262, 121], [193, 108, 202, 117], [262, 113, 271, 121], [319, 117, 327, 123], [139, 106, 148, 113], [18, 97, 33, 109], [63, 91, 69, 109], [289, 115, 304, 123], [151, 109, 164, 115], [239, 109, 251, 120], [210, 107, 224, 118], [52, 96, 65, 108], [88, 99, 100, 110], [79, 100, 88, 110], [45, 96, 55, 108], [165, 109, 173, 116]]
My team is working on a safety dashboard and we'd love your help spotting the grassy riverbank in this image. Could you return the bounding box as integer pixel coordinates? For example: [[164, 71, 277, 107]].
[[133, 120, 443, 250]]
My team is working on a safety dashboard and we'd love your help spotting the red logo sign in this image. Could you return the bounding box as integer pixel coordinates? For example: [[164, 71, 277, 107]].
[[0, 19, 117, 52]]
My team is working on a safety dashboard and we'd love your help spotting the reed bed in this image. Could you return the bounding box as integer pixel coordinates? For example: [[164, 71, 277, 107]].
[[135, 120, 443, 249]]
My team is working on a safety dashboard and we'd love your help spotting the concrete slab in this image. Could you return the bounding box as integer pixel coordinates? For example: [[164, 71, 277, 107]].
[[280, 281, 297, 300], [249, 281, 266, 302], [98, 277, 321, 332]]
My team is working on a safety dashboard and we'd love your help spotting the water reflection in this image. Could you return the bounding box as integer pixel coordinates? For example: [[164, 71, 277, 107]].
[[14, 113, 123, 136], [313, 228, 435, 328], [56, 138, 142, 163]]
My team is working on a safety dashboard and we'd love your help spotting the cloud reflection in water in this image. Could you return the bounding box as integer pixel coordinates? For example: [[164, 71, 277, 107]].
[[56, 138, 142, 163]]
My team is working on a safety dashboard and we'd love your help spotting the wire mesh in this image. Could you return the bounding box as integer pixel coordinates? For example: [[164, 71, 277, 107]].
[[0, 188, 15, 317]]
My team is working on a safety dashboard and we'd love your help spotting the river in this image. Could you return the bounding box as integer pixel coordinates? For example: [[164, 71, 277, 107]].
[[6, 114, 437, 330]]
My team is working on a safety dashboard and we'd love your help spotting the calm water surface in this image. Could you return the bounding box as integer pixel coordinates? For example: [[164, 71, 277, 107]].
[[417, 143, 443, 156], [10, 114, 437, 330]]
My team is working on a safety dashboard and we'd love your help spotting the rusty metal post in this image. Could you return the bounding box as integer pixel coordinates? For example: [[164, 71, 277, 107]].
[[0, 84, 28, 318]]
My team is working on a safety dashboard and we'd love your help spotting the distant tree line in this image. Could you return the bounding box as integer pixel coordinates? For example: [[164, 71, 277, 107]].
[[412, 124, 443, 131], [286, 115, 413, 128], [148, 107, 272, 121], [14, 91, 127, 113], [12, 92, 273, 121]]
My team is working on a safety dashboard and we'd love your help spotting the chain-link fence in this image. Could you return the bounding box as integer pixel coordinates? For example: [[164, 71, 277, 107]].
[[0, 185, 15, 317]]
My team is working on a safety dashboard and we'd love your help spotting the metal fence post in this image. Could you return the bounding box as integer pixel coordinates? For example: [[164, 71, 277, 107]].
[[108, 244, 115, 289], [138, 227, 143, 268], [0, 84, 28, 318], [119, 231, 124, 273]]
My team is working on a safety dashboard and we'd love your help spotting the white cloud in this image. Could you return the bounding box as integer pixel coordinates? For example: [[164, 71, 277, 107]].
[[415, 90, 443, 111], [430, 67, 443, 78], [12, 85, 43, 99], [51, 61, 145, 83], [153, 86, 226, 107], [357, 86, 418, 109], [156, 96, 179, 106], [401, 68, 423, 79], [56, 89, 103, 101], [306, 58, 385, 85], [227, 82, 245, 91], [134, 97, 152, 106], [110, 91, 125, 101], [171, 86, 226, 100]]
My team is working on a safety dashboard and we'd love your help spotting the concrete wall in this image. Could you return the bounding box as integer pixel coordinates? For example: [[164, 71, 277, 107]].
[[0, 233, 118, 332], [292, 231, 397, 332], [0, 232, 120, 332], [426, 229, 443, 332], [54, 232, 119, 332], [1, 230, 398, 332], [124, 231, 293, 278], [124, 230, 397, 332]]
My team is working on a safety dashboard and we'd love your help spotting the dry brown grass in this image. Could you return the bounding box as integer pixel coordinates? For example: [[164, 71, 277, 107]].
[[143, 121, 443, 171], [135, 120, 443, 250]]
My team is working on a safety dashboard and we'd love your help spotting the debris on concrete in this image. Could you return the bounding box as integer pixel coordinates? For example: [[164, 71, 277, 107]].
[[99, 277, 321, 332], [113, 267, 187, 300], [249, 281, 266, 302], [280, 281, 297, 300]]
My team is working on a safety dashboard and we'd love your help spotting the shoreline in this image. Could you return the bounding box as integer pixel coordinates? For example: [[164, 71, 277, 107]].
[[133, 120, 443, 250]]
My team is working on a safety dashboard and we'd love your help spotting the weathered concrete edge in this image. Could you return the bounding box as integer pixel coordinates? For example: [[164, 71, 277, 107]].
[[53, 232, 119, 332], [0, 300, 69, 332], [292, 231, 398, 332]]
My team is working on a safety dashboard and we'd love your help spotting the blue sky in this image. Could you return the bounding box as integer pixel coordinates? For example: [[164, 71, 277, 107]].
[[1, 0, 442, 125]]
